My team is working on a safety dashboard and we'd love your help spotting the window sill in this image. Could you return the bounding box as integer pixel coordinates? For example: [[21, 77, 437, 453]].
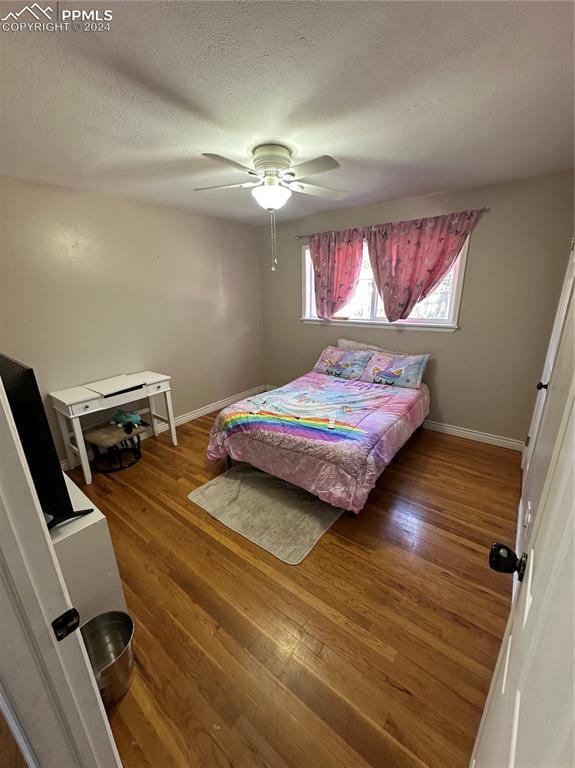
[[300, 317, 458, 333]]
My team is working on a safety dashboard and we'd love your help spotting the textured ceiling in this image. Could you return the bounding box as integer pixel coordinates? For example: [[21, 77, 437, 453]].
[[0, 1, 573, 224]]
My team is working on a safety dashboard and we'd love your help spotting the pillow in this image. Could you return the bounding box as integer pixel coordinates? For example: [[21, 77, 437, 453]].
[[337, 337, 429, 360], [337, 338, 389, 352], [359, 350, 429, 389], [336, 337, 408, 355], [313, 346, 373, 380]]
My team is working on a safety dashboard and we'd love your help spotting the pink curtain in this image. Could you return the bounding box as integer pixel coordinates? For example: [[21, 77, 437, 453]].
[[308, 229, 364, 320], [365, 209, 481, 322]]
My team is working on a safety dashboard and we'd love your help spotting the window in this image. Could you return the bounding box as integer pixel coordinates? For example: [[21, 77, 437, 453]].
[[302, 238, 468, 331]]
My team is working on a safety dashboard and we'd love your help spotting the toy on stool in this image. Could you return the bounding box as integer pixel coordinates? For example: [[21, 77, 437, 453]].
[[111, 410, 142, 435]]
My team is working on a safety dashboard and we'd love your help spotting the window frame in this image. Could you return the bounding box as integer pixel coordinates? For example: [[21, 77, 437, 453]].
[[301, 237, 469, 333]]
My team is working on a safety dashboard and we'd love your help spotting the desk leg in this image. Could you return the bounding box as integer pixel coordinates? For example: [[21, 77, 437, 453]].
[[148, 395, 159, 437], [56, 410, 76, 470], [71, 416, 92, 485], [164, 390, 178, 446]]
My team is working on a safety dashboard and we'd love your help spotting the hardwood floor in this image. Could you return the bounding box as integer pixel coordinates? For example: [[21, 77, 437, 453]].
[[0, 711, 26, 768], [70, 416, 520, 768]]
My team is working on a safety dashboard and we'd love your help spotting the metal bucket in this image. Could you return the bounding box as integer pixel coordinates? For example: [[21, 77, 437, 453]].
[[81, 611, 134, 708]]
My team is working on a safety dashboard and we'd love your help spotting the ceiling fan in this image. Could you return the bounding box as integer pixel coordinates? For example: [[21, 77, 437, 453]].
[[195, 143, 345, 211]]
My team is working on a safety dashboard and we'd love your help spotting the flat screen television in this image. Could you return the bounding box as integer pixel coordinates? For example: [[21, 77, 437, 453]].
[[0, 353, 91, 528]]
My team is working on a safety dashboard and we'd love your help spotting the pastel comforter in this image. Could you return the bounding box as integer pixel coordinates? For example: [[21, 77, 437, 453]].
[[207, 372, 430, 513]]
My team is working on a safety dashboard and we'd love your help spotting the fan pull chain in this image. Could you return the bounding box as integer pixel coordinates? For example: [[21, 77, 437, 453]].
[[270, 209, 278, 271]]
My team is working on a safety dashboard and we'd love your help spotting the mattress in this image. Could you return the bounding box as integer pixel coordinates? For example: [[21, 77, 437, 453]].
[[207, 372, 430, 513]]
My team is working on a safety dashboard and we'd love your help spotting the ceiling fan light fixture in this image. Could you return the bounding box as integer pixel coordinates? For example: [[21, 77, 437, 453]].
[[251, 178, 292, 210]]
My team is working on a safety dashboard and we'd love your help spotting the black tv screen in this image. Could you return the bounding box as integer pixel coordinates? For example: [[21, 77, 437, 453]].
[[0, 353, 88, 528]]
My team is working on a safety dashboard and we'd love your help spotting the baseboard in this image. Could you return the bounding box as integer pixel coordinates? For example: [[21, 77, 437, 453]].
[[267, 385, 523, 451], [423, 419, 524, 452], [160, 384, 267, 429], [60, 384, 267, 471], [60, 385, 523, 471]]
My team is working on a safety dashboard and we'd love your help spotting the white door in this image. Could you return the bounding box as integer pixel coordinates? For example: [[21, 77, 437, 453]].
[[518, 269, 574, 554], [522, 240, 574, 476], [0, 381, 121, 768], [471, 313, 574, 766]]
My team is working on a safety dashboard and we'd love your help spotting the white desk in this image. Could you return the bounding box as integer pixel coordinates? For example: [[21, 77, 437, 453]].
[[51, 370, 177, 485]]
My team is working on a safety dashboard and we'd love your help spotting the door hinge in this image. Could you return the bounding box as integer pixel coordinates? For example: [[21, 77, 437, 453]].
[[525, 435, 530, 448], [52, 608, 80, 641]]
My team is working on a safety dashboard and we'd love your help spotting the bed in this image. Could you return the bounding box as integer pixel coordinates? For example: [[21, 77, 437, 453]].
[[207, 371, 430, 513]]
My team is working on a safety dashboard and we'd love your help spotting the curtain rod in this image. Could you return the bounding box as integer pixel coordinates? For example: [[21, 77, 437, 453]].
[[294, 206, 490, 239]]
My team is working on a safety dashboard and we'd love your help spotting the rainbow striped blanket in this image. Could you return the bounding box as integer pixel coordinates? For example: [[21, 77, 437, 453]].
[[219, 409, 365, 442], [207, 372, 430, 512]]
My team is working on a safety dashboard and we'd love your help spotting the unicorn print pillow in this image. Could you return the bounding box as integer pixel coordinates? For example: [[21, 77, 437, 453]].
[[313, 346, 374, 380], [359, 351, 429, 389]]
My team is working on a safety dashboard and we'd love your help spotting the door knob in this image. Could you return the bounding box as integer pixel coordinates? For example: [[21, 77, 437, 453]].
[[536, 381, 548, 390], [489, 543, 528, 581]]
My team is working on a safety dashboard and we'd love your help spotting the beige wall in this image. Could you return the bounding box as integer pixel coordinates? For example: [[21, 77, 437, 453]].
[[0, 175, 264, 455], [259, 171, 574, 441], [1, 171, 572, 454]]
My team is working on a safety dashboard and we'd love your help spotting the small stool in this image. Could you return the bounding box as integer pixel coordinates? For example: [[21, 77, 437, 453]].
[[84, 423, 147, 474]]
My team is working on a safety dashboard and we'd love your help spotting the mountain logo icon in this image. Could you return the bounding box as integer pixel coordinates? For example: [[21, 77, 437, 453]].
[[1, 3, 53, 21]]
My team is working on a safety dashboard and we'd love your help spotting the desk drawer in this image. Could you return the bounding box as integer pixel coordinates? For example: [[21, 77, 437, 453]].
[[71, 398, 102, 417], [101, 387, 147, 410], [147, 380, 170, 395]]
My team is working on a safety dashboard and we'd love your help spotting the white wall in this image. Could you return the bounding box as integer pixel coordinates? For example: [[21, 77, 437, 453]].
[[0, 175, 264, 455]]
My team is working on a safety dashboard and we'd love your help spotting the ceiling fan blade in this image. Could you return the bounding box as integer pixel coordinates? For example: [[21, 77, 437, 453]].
[[286, 181, 346, 200], [202, 153, 259, 176], [194, 181, 261, 192], [288, 155, 339, 178]]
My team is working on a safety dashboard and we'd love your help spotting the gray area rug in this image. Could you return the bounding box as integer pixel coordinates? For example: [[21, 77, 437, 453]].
[[188, 464, 343, 565]]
